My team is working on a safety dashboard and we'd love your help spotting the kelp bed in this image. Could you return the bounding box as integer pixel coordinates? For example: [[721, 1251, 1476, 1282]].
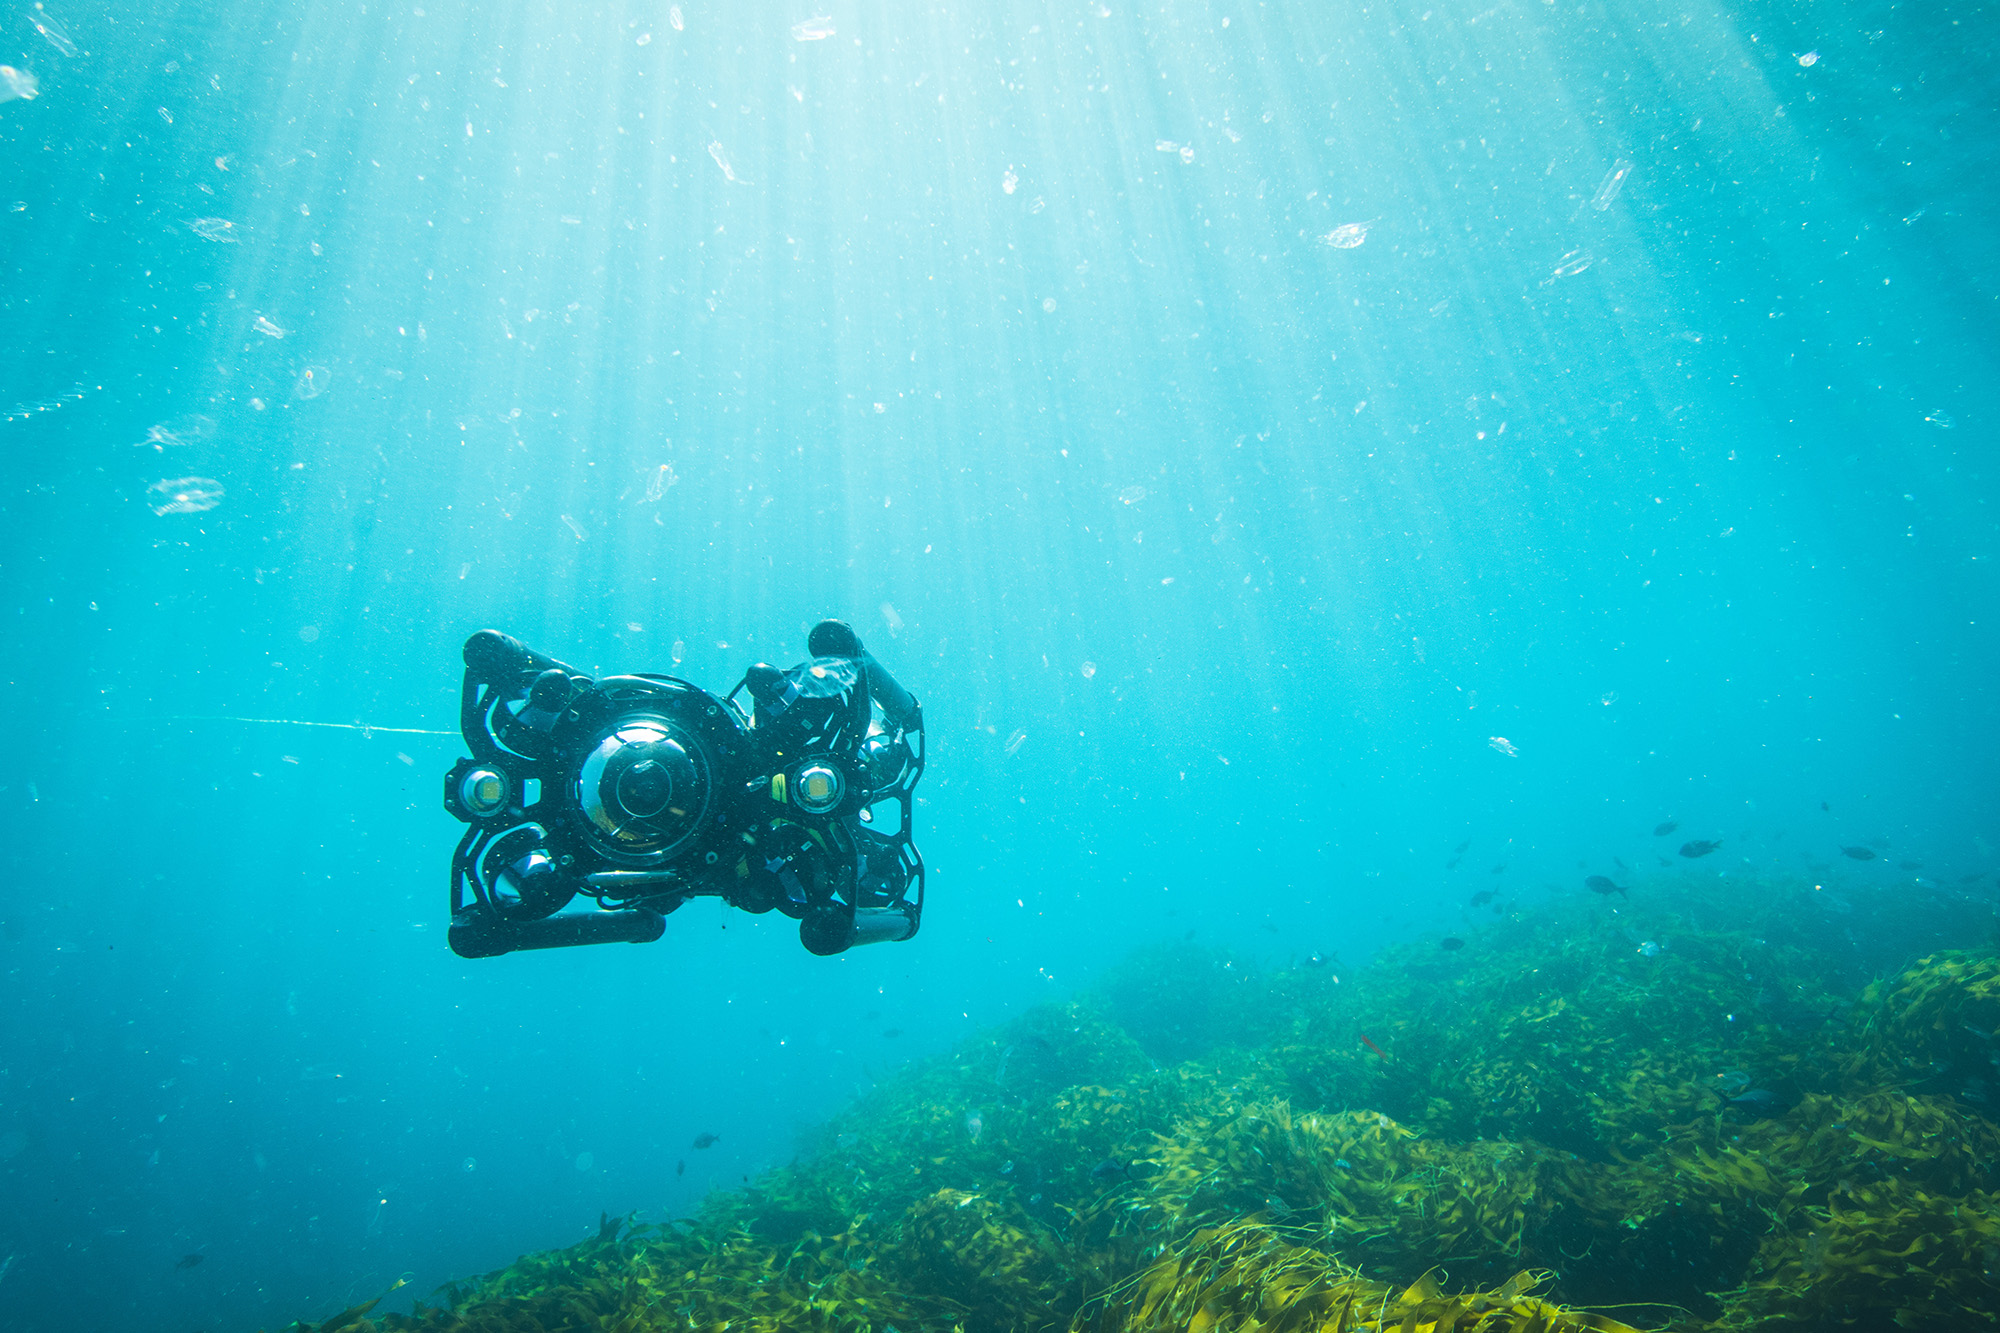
[[291, 878, 2000, 1333]]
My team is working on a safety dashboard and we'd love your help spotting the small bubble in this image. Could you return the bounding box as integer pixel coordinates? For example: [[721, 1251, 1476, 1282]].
[[1080, 661, 1097, 679], [298, 625, 320, 643]]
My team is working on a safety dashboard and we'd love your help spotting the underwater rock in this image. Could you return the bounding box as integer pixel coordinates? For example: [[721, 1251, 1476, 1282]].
[[282, 884, 2000, 1333]]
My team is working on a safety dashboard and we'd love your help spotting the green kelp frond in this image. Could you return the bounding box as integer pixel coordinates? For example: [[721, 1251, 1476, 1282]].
[[1082, 1218, 1650, 1333], [1715, 1178, 2000, 1330], [273, 881, 2000, 1333]]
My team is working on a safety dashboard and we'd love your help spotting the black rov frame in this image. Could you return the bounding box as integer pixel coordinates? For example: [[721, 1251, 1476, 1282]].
[[443, 623, 924, 959]]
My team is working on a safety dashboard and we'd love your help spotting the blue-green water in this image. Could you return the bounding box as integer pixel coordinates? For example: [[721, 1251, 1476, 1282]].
[[0, 0, 1993, 1328]]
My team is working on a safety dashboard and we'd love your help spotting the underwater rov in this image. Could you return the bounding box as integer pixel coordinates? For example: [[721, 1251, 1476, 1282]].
[[443, 620, 924, 959]]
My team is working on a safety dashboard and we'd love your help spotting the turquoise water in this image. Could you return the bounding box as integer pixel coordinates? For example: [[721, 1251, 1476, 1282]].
[[0, 0, 1993, 1328]]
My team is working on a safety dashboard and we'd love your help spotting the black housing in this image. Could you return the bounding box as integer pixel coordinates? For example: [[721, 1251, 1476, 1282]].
[[444, 625, 924, 959]]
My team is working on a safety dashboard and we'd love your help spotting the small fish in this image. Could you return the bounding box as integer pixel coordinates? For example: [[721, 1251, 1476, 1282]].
[[882, 1028, 903, 1039], [1452, 838, 1472, 854], [1585, 875, 1627, 898], [1439, 937, 1465, 951], [1490, 863, 1507, 875], [1653, 820, 1679, 836], [175, 1253, 205, 1270], [675, 1159, 686, 1177], [692, 1132, 721, 1149], [1680, 839, 1722, 858], [1358, 1033, 1391, 1062], [1821, 801, 1830, 812], [1613, 856, 1629, 872], [1840, 846, 1876, 861], [1469, 890, 1496, 907], [1724, 1087, 1780, 1111], [1090, 1158, 1130, 1180]]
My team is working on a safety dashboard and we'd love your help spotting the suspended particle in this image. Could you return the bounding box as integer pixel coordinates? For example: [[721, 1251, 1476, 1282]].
[[1551, 249, 1593, 277], [147, 476, 224, 515], [1590, 158, 1633, 210]]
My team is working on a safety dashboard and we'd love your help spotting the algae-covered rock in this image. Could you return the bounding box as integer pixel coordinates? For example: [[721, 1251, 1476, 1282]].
[[272, 882, 2000, 1333]]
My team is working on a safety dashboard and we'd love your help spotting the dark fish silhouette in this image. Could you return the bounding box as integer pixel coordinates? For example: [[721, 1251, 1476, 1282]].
[[1090, 1158, 1130, 1180], [1585, 875, 1628, 898], [1840, 846, 1876, 861], [1452, 838, 1472, 855], [1653, 820, 1679, 836], [1440, 937, 1465, 951], [1613, 857, 1629, 871], [1821, 801, 1830, 812], [1680, 840, 1722, 858], [1469, 890, 1496, 907], [1491, 863, 1507, 875], [175, 1253, 205, 1270], [692, 1132, 721, 1149], [882, 1028, 903, 1039], [676, 1159, 686, 1177]]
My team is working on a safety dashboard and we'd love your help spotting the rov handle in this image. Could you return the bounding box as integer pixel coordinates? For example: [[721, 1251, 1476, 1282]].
[[462, 629, 583, 686], [449, 908, 666, 959]]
